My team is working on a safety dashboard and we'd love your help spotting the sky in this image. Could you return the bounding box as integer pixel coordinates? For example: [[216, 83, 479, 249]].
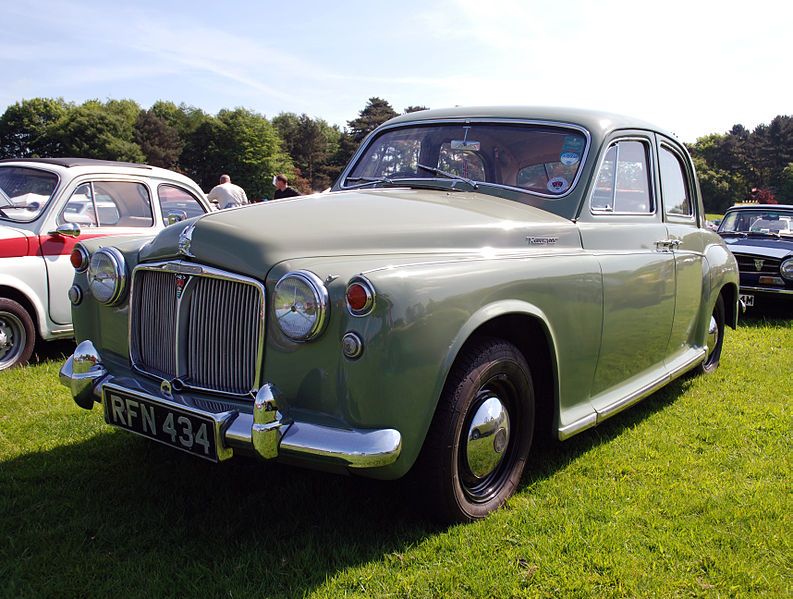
[[2, 0, 790, 143]]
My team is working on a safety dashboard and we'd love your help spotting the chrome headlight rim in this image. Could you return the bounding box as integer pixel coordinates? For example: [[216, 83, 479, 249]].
[[273, 269, 329, 342], [780, 257, 793, 281], [87, 247, 127, 305]]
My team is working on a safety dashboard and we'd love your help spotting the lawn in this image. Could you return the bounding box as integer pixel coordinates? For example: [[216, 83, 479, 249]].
[[1, 313, 791, 598]]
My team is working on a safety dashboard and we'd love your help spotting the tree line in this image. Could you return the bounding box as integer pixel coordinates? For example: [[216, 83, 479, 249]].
[[1, 96, 789, 210], [0, 97, 421, 200]]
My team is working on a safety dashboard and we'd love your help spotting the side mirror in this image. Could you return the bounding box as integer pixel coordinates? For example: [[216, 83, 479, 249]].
[[50, 223, 81, 238], [165, 210, 188, 226]]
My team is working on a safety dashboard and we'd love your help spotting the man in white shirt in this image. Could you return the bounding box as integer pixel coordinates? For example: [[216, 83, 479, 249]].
[[207, 174, 249, 209]]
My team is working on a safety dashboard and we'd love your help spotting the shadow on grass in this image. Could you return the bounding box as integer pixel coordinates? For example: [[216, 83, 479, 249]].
[[1, 376, 693, 598], [30, 338, 75, 366]]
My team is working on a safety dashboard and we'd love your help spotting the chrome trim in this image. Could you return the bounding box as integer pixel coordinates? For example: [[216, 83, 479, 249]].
[[88, 247, 127, 305], [67, 285, 82, 305], [50, 222, 81, 237], [129, 261, 266, 398], [465, 395, 510, 478], [739, 285, 793, 296], [337, 118, 592, 201], [72, 243, 89, 272], [558, 413, 597, 441], [341, 332, 364, 359], [60, 366, 402, 468], [273, 270, 329, 342], [59, 340, 108, 409], [590, 136, 659, 217], [346, 275, 376, 317]]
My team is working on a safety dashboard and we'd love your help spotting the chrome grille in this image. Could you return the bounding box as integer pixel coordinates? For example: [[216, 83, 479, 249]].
[[735, 254, 781, 274], [130, 264, 265, 397]]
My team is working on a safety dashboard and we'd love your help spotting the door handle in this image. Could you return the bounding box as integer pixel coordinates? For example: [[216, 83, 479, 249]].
[[655, 239, 681, 251]]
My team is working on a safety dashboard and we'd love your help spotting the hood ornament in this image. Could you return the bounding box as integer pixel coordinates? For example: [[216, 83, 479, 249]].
[[178, 224, 196, 257]]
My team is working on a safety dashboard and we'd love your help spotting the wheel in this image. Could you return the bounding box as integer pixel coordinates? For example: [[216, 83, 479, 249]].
[[695, 295, 725, 375], [414, 337, 534, 522], [0, 298, 36, 370]]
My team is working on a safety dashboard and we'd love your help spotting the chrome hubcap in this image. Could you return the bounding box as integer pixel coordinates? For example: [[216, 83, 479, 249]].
[[0, 312, 24, 366], [465, 395, 511, 479], [706, 314, 719, 359]]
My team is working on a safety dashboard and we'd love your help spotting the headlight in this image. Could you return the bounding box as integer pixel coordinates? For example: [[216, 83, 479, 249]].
[[273, 270, 328, 341], [87, 248, 127, 305], [781, 258, 793, 281]]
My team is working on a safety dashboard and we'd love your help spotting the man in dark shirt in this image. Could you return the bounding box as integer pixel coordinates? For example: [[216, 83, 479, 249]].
[[273, 174, 301, 200]]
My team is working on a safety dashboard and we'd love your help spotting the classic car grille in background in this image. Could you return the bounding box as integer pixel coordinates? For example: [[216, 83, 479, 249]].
[[130, 266, 264, 396], [735, 254, 781, 274]]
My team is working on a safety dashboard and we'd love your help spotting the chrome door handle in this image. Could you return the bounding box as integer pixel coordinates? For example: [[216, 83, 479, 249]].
[[655, 239, 681, 251]]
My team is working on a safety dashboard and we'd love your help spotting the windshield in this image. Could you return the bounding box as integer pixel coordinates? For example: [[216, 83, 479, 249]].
[[343, 122, 588, 199], [719, 208, 793, 236], [0, 166, 59, 222]]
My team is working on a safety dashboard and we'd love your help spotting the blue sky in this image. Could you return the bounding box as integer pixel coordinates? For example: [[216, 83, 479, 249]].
[[2, 0, 790, 142]]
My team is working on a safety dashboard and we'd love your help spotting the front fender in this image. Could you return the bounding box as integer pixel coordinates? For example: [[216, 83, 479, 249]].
[[0, 257, 52, 339]]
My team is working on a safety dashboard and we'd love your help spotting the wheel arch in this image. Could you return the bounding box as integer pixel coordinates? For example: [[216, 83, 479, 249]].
[[0, 283, 43, 339], [720, 281, 739, 330], [435, 302, 560, 443]]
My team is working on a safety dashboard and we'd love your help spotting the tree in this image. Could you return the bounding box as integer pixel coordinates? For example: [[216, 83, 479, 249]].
[[0, 98, 70, 158], [404, 105, 429, 113], [347, 97, 398, 144], [273, 112, 341, 190], [52, 100, 144, 162], [134, 109, 183, 168]]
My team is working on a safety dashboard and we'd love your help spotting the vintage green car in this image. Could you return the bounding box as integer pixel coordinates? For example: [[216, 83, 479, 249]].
[[60, 107, 740, 522]]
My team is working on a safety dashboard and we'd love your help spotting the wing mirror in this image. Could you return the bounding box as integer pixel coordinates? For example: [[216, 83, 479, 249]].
[[50, 223, 81, 238], [165, 210, 188, 226]]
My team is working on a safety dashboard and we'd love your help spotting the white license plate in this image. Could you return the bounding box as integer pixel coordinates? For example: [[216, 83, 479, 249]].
[[739, 294, 754, 307]]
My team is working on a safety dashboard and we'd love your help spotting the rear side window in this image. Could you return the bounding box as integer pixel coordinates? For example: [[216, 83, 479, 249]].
[[591, 140, 653, 214], [660, 146, 693, 217], [158, 185, 206, 225], [61, 181, 153, 227]]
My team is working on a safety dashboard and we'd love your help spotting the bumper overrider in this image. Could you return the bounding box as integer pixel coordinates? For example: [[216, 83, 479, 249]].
[[59, 340, 402, 468]]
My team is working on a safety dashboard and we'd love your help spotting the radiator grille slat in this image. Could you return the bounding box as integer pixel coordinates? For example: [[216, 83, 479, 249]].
[[131, 267, 263, 397]]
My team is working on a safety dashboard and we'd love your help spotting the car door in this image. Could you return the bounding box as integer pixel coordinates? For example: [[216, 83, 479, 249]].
[[577, 134, 676, 414], [656, 136, 708, 370], [44, 178, 158, 325]]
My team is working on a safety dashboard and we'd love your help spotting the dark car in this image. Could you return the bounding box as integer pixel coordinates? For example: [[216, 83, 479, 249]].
[[717, 204, 793, 308]]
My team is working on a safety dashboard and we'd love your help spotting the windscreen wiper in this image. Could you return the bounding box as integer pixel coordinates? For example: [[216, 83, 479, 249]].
[[417, 163, 478, 190], [343, 176, 395, 189]]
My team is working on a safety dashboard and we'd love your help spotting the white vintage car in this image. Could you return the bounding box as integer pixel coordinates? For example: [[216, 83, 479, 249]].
[[0, 158, 211, 369]]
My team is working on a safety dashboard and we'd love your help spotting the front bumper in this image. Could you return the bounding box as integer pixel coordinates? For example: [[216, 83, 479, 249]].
[[740, 285, 793, 297], [59, 340, 402, 469]]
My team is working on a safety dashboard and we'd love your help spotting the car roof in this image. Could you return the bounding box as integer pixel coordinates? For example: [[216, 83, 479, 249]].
[[726, 204, 793, 211], [0, 157, 204, 191], [382, 105, 676, 140]]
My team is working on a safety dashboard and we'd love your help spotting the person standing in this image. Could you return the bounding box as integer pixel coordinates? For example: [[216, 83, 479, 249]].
[[273, 174, 301, 200], [207, 174, 249, 209]]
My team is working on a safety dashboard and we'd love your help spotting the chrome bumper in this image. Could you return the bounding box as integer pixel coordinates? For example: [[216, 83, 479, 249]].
[[59, 341, 402, 469], [740, 285, 793, 296]]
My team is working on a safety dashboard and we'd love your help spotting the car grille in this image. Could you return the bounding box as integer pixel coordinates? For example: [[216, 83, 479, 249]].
[[130, 264, 265, 397], [734, 254, 781, 274]]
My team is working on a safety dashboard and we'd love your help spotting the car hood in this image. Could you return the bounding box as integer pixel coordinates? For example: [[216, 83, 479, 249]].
[[721, 235, 793, 260], [139, 188, 580, 276]]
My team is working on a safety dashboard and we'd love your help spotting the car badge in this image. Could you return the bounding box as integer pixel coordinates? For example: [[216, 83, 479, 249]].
[[160, 379, 172, 398], [754, 259, 764, 271], [178, 224, 195, 257], [175, 274, 188, 299]]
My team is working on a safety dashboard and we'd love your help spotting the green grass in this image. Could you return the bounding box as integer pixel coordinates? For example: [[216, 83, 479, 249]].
[[1, 316, 791, 598]]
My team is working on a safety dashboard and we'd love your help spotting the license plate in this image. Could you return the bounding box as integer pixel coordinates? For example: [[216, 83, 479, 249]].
[[103, 386, 219, 461], [739, 294, 754, 307]]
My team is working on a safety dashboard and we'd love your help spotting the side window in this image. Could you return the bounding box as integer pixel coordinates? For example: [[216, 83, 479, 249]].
[[591, 140, 653, 214], [660, 146, 693, 217], [93, 181, 152, 227], [61, 183, 97, 227], [158, 185, 207, 224]]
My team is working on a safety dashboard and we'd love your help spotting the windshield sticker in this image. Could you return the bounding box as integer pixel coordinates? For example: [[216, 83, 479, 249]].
[[547, 176, 570, 193], [560, 152, 580, 166], [561, 136, 585, 155]]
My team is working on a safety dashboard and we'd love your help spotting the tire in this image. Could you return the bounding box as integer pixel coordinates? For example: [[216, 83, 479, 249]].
[[695, 294, 725, 375], [0, 298, 36, 370], [414, 337, 534, 523]]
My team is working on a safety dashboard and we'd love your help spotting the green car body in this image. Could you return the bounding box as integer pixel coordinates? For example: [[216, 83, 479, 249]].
[[61, 107, 740, 521]]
